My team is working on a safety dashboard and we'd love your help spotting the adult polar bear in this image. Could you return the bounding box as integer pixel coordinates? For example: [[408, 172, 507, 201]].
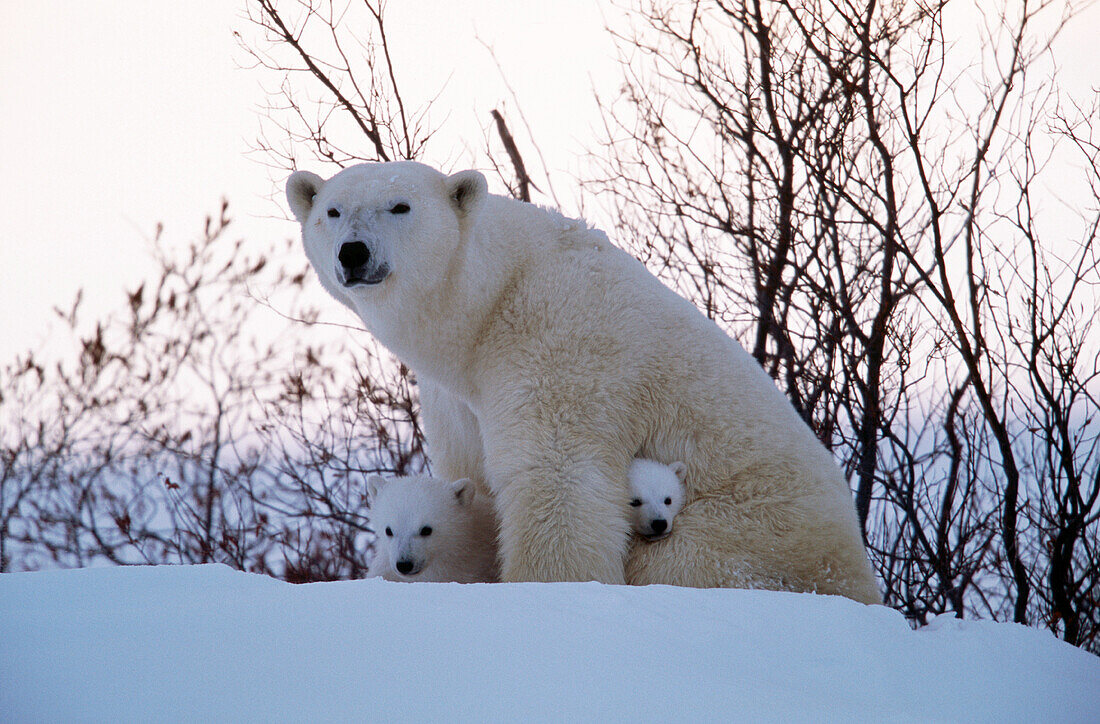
[[286, 161, 880, 603]]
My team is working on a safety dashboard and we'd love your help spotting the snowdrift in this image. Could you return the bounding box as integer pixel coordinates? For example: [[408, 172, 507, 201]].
[[2, 564, 1097, 722]]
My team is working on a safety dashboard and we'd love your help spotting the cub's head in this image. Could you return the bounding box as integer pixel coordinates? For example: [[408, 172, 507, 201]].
[[627, 458, 687, 542], [285, 161, 487, 311], [367, 473, 477, 581]]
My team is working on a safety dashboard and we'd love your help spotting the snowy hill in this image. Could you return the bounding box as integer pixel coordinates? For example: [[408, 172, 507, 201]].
[[1, 565, 1098, 722]]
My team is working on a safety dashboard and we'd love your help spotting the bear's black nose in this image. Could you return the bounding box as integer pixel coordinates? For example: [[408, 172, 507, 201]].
[[395, 559, 414, 575], [651, 519, 667, 534], [338, 241, 370, 269]]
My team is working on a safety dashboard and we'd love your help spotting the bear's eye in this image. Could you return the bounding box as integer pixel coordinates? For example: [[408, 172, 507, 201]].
[[664, 497, 673, 506], [419, 526, 433, 537], [390, 202, 411, 215], [327, 207, 340, 218], [629, 499, 642, 507], [384, 527, 393, 537]]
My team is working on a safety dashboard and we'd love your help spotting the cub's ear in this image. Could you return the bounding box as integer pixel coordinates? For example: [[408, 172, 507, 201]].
[[286, 170, 326, 223], [450, 477, 476, 506], [366, 474, 389, 504], [445, 170, 487, 219], [669, 461, 687, 483]]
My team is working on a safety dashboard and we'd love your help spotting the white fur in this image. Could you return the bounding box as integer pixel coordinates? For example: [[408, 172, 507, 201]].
[[628, 458, 686, 541], [366, 474, 498, 583], [288, 161, 880, 601]]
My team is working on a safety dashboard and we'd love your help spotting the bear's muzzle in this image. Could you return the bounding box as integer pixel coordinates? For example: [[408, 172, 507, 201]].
[[336, 240, 390, 287]]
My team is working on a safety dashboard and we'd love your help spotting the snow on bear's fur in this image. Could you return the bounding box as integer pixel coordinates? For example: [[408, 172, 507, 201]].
[[366, 474, 498, 583], [287, 161, 880, 602], [628, 458, 686, 542]]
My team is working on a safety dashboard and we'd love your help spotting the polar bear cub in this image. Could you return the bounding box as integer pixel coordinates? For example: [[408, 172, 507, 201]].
[[628, 458, 687, 542], [366, 474, 499, 583]]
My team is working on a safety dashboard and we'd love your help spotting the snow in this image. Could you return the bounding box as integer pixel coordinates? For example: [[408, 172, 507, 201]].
[[1, 565, 1097, 722]]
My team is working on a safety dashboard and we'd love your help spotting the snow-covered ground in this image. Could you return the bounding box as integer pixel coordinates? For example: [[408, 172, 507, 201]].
[[2, 564, 1097, 722]]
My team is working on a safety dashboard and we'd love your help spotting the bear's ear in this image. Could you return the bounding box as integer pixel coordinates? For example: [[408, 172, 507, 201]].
[[450, 477, 476, 506], [445, 170, 487, 220], [286, 170, 326, 224], [366, 474, 388, 504], [669, 461, 687, 483]]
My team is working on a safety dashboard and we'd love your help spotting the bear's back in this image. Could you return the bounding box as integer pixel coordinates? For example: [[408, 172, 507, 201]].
[[482, 203, 834, 498]]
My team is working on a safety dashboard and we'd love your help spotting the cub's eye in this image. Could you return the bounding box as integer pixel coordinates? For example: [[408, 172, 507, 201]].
[[327, 208, 340, 218], [629, 499, 642, 507], [390, 203, 410, 214], [384, 527, 393, 537], [419, 526, 433, 537], [664, 497, 673, 506]]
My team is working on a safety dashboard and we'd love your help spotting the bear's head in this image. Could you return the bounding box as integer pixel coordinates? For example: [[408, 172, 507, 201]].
[[627, 458, 687, 542], [285, 161, 487, 316], [367, 473, 478, 580]]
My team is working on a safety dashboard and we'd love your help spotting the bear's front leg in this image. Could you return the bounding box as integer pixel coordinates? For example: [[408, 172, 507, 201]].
[[418, 379, 488, 487], [486, 435, 632, 584]]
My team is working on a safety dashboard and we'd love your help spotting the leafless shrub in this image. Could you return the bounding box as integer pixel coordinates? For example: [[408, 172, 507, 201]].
[[591, 0, 1099, 649], [0, 203, 425, 581]]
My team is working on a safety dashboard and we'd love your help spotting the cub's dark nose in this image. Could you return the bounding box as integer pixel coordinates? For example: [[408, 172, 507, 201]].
[[395, 559, 414, 575], [338, 241, 370, 269], [651, 519, 668, 534]]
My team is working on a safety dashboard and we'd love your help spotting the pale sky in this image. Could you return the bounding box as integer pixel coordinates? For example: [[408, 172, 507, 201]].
[[1, 1, 1098, 364]]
